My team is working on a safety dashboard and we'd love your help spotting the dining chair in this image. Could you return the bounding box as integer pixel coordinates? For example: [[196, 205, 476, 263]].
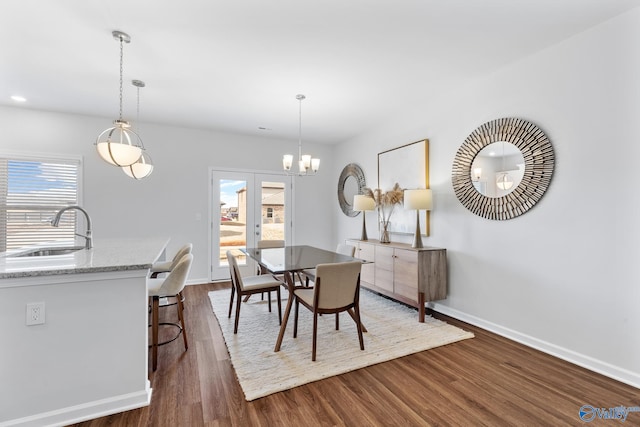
[[302, 243, 355, 286], [227, 250, 283, 333], [245, 239, 286, 302], [292, 261, 364, 361], [147, 252, 193, 371]]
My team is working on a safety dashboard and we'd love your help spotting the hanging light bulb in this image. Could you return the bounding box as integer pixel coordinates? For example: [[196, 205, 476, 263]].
[[95, 31, 143, 167], [122, 80, 153, 180], [282, 94, 320, 175]]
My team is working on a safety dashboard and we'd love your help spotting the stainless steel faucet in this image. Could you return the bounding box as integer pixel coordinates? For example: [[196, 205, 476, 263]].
[[51, 205, 93, 249]]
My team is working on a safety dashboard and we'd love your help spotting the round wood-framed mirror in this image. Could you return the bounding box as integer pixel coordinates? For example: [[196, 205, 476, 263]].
[[338, 163, 367, 217], [452, 117, 555, 220]]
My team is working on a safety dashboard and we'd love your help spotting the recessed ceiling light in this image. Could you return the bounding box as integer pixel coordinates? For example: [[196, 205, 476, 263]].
[[11, 95, 27, 102]]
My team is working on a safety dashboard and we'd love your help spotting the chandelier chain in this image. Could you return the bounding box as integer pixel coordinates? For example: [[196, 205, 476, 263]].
[[118, 35, 124, 120], [136, 85, 140, 131]]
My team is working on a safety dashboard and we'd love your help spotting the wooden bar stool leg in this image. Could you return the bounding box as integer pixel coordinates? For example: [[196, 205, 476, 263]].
[[177, 296, 188, 350]]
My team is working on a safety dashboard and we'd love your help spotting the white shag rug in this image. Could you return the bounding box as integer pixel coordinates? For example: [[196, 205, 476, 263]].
[[208, 288, 474, 401]]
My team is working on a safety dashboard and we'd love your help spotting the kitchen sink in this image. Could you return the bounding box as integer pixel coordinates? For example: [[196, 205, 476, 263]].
[[12, 246, 86, 257]]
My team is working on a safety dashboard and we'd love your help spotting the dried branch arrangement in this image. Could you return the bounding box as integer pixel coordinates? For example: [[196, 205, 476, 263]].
[[363, 182, 404, 228]]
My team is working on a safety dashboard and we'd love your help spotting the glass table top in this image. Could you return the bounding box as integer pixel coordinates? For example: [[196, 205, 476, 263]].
[[242, 245, 364, 274]]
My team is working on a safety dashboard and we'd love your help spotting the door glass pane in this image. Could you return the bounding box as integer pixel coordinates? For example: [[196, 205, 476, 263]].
[[219, 179, 247, 266], [260, 181, 285, 241]]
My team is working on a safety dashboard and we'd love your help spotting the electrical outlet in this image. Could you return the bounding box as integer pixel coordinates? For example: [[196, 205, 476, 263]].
[[26, 302, 45, 326]]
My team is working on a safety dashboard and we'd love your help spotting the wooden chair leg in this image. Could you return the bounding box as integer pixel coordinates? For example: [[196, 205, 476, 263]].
[[152, 296, 159, 371], [335, 313, 339, 330], [312, 311, 318, 361], [354, 304, 364, 351], [276, 287, 282, 325], [228, 286, 235, 318], [293, 299, 299, 338], [177, 295, 188, 351], [234, 291, 242, 334], [267, 291, 272, 312]]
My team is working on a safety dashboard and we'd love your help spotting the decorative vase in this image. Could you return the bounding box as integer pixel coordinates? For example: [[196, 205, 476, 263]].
[[380, 221, 391, 243]]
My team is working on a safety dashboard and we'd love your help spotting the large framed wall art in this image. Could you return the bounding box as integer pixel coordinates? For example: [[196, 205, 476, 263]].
[[377, 139, 430, 236]]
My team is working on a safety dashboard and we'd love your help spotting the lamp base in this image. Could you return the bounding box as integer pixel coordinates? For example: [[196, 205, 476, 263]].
[[360, 214, 368, 241], [412, 210, 423, 249]]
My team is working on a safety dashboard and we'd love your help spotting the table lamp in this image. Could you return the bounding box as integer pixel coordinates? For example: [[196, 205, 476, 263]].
[[353, 194, 375, 241], [403, 189, 432, 248]]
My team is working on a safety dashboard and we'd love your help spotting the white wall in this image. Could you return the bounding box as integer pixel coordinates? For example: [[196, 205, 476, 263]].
[[335, 8, 640, 387], [0, 107, 336, 283]]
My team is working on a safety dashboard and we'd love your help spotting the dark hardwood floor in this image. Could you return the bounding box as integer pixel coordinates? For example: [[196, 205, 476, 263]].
[[72, 282, 639, 426]]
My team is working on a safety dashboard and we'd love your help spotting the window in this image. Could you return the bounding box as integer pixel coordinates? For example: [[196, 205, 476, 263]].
[[266, 207, 274, 219], [0, 154, 81, 251]]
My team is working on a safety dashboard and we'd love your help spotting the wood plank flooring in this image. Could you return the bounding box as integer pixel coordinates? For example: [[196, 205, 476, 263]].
[[72, 282, 639, 426]]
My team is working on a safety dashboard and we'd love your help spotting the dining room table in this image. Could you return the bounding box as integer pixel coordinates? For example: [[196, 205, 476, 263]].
[[241, 244, 369, 352]]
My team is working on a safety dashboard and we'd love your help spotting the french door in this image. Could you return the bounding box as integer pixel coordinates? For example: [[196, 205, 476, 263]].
[[209, 169, 292, 281]]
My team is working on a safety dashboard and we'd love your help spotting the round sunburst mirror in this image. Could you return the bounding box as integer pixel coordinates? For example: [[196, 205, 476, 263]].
[[452, 117, 555, 220], [337, 163, 367, 217]]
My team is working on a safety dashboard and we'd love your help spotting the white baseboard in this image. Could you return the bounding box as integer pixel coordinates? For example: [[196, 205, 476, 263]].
[[428, 302, 640, 390], [1, 387, 152, 427]]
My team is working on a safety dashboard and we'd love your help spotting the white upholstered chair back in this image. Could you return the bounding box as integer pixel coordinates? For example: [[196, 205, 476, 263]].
[[150, 253, 193, 297], [336, 243, 355, 257], [170, 243, 193, 269], [226, 250, 244, 291], [314, 261, 362, 310]]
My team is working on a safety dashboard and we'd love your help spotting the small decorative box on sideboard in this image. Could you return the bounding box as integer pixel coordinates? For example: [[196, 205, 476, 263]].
[[346, 239, 447, 322]]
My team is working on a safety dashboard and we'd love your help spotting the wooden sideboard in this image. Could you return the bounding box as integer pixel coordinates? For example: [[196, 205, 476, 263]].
[[346, 239, 447, 322]]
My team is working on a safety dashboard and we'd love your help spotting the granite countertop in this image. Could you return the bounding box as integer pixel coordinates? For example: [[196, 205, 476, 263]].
[[0, 237, 169, 279]]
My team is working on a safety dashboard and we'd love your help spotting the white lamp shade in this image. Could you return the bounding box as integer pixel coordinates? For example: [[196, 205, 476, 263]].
[[301, 154, 311, 169], [123, 151, 154, 180], [311, 158, 320, 172], [353, 195, 375, 211], [404, 189, 432, 210], [473, 167, 482, 180], [96, 122, 143, 167], [282, 154, 293, 170]]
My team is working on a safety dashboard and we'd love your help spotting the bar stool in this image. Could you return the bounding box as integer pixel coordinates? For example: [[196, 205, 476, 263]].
[[150, 243, 192, 278], [150, 243, 192, 308], [148, 253, 193, 371]]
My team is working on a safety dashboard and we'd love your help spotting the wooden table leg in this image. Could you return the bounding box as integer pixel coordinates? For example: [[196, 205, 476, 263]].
[[418, 292, 425, 323], [274, 271, 295, 352]]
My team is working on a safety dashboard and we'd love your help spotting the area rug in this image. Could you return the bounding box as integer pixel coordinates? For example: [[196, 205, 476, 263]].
[[208, 288, 474, 401]]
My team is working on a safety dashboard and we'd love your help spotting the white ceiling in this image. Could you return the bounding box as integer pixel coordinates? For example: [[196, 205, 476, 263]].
[[1, 0, 638, 144]]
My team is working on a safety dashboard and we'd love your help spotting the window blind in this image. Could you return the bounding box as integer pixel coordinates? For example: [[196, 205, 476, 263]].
[[0, 156, 80, 251]]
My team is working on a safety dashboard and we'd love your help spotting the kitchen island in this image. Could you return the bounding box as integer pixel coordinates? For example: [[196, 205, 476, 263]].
[[0, 238, 168, 427]]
